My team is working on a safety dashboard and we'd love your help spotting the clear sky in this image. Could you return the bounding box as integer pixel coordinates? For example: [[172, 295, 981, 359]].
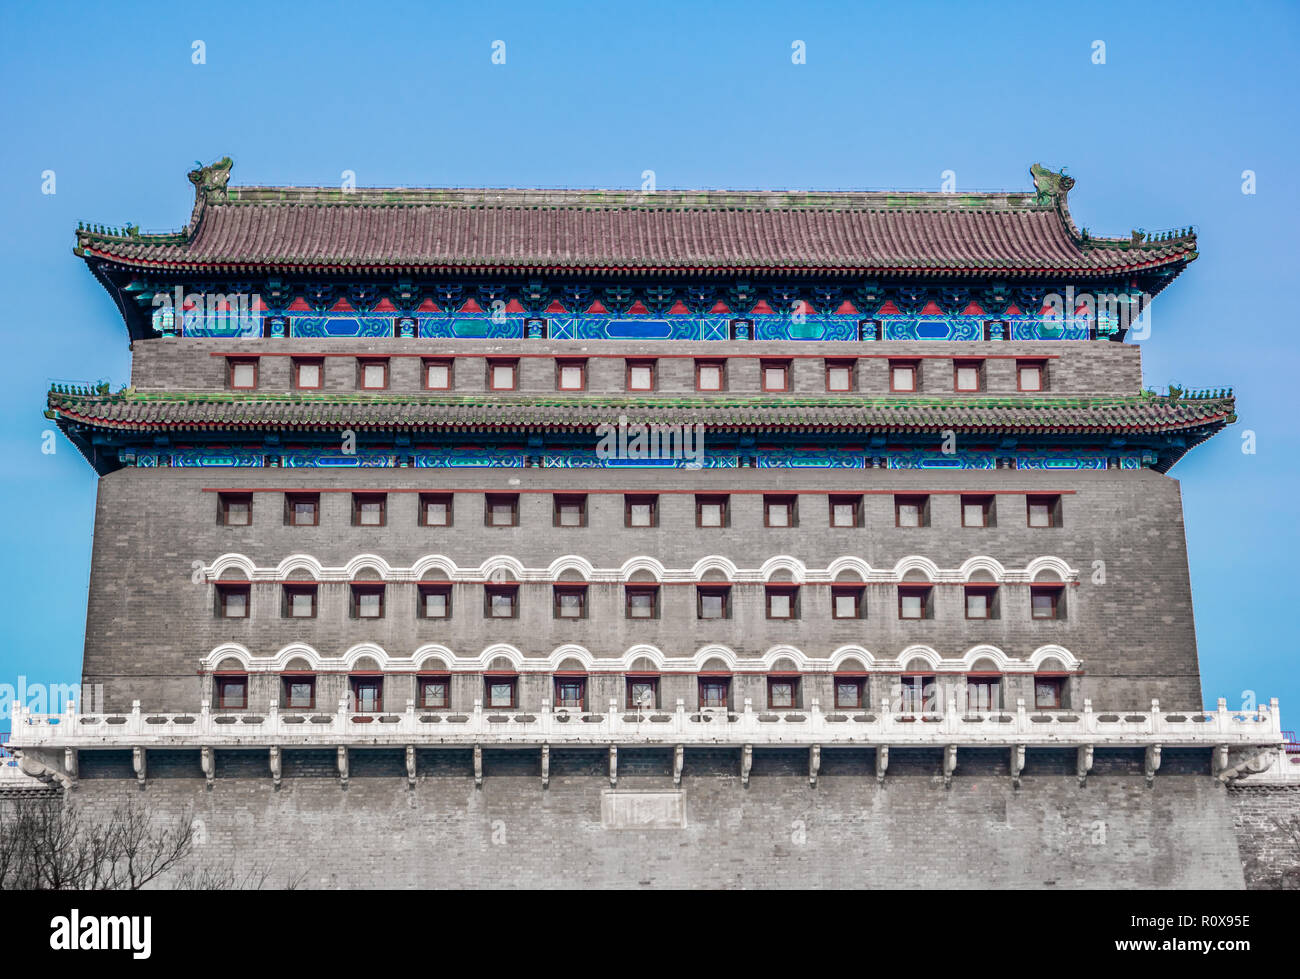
[[0, 0, 1295, 726]]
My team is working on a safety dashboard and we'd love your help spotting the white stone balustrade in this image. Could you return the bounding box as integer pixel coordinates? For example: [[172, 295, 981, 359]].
[[7, 696, 1284, 751]]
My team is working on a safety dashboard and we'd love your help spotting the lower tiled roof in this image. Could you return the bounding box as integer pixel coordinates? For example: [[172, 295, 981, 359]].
[[46, 390, 1236, 436]]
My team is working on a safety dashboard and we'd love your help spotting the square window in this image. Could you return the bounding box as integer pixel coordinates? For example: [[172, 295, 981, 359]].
[[419, 585, 451, 619], [283, 677, 316, 710], [419, 677, 449, 709], [352, 585, 385, 619], [555, 678, 586, 710], [359, 360, 388, 390], [696, 362, 725, 391], [350, 677, 383, 713], [829, 495, 861, 528], [764, 495, 796, 528], [826, 362, 854, 392], [1035, 677, 1064, 709], [895, 495, 929, 528], [626, 587, 659, 619], [961, 495, 993, 528], [216, 583, 249, 618], [762, 362, 790, 392], [898, 586, 931, 620], [954, 361, 982, 392], [486, 678, 516, 708], [696, 495, 728, 528], [485, 494, 519, 527], [554, 494, 587, 527], [557, 361, 585, 391], [627, 677, 659, 709], [229, 359, 257, 389], [835, 678, 865, 709], [768, 678, 798, 709], [627, 361, 656, 391], [967, 678, 1001, 712], [1027, 494, 1060, 528], [625, 495, 658, 528], [554, 586, 586, 619], [486, 586, 518, 618], [900, 675, 935, 714], [424, 360, 452, 390], [294, 359, 323, 390], [699, 678, 730, 709], [1018, 362, 1045, 392], [832, 587, 862, 619], [697, 587, 730, 620], [965, 587, 994, 619], [284, 585, 317, 618], [890, 362, 917, 392], [352, 494, 386, 527], [766, 587, 797, 619], [216, 676, 247, 710], [285, 493, 319, 526], [489, 361, 517, 391], [219, 493, 252, 526], [419, 493, 453, 527], [1031, 586, 1062, 620]]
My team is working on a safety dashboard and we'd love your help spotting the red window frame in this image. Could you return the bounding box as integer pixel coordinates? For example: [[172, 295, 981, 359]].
[[889, 360, 918, 393], [825, 359, 856, 392], [765, 585, 799, 620], [961, 495, 993, 528], [1034, 676, 1066, 709], [897, 585, 932, 620], [894, 495, 929, 528], [351, 493, 387, 527], [553, 585, 588, 619], [485, 584, 519, 619], [831, 585, 863, 619], [350, 676, 384, 713], [282, 675, 316, 710], [487, 359, 518, 391], [485, 493, 519, 527], [829, 494, 861, 527], [350, 583, 386, 619], [293, 358, 324, 390], [625, 585, 660, 619], [964, 585, 996, 620], [485, 675, 517, 709], [218, 492, 252, 526], [284, 493, 320, 526], [418, 675, 450, 710], [953, 360, 983, 392], [554, 677, 586, 710], [761, 360, 791, 392], [696, 586, 731, 620], [1030, 585, 1063, 620], [228, 358, 258, 390], [1027, 494, 1061, 528], [1017, 360, 1046, 392], [553, 494, 587, 528], [624, 494, 658, 528], [626, 676, 659, 710], [283, 584, 318, 619], [767, 676, 799, 710], [215, 582, 250, 619], [834, 676, 866, 710], [358, 358, 389, 391], [417, 584, 452, 619], [422, 358, 453, 391], [418, 493, 453, 527], [626, 360, 657, 391], [695, 360, 726, 392], [763, 494, 797, 528], [215, 675, 248, 710], [966, 675, 1002, 711], [698, 677, 731, 709], [556, 359, 587, 391], [695, 494, 729, 528]]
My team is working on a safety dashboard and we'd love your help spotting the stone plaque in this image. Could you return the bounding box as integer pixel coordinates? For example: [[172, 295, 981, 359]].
[[601, 791, 686, 829]]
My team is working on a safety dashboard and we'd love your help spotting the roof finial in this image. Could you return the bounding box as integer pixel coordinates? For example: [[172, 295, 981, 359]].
[[187, 156, 233, 204], [1029, 163, 1075, 207]]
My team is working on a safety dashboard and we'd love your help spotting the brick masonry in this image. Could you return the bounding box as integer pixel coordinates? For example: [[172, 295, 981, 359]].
[[58, 750, 1249, 889], [1229, 785, 1300, 889]]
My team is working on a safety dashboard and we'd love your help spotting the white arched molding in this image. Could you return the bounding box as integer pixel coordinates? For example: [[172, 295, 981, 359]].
[[1029, 644, 1081, 671], [341, 642, 391, 670], [956, 644, 1013, 671], [543, 644, 595, 671], [758, 645, 809, 670], [621, 644, 667, 670], [893, 644, 943, 671], [689, 644, 739, 671], [202, 552, 1079, 585], [828, 645, 879, 671], [202, 642, 253, 671]]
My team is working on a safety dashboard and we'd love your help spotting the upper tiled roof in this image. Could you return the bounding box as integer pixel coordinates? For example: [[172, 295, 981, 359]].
[[46, 389, 1235, 437], [73, 159, 1198, 278]]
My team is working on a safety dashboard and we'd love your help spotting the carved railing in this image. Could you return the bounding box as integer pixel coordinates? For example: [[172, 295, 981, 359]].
[[8, 697, 1283, 749]]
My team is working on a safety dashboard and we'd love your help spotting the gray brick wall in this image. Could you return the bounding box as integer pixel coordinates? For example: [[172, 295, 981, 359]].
[[59, 759, 1245, 888], [1229, 785, 1300, 889], [81, 463, 1203, 712]]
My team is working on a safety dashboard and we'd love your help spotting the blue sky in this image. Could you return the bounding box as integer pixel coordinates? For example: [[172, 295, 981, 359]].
[[0, 0, 1296, 725]]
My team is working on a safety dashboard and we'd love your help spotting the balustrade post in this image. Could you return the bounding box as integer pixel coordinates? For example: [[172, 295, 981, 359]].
[[404, 698, 414, 735], [1150, 699, 1160, 735], [1216, 697, 1228, 735], [810, 697, 820, 736], [200, 699, 211, 737], [609, 698, 619, 737], [1083, 698, 1093, 734], [944, 695, 958, 735], [473, 698, 483, 737], [1269, 698, 1281, 734], [676, 698, 685, 737], [540, 698, 551, 738], [337, 695, 348, 736], [130, 700, 142, 737], [1016, 697, 1026, 734]]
